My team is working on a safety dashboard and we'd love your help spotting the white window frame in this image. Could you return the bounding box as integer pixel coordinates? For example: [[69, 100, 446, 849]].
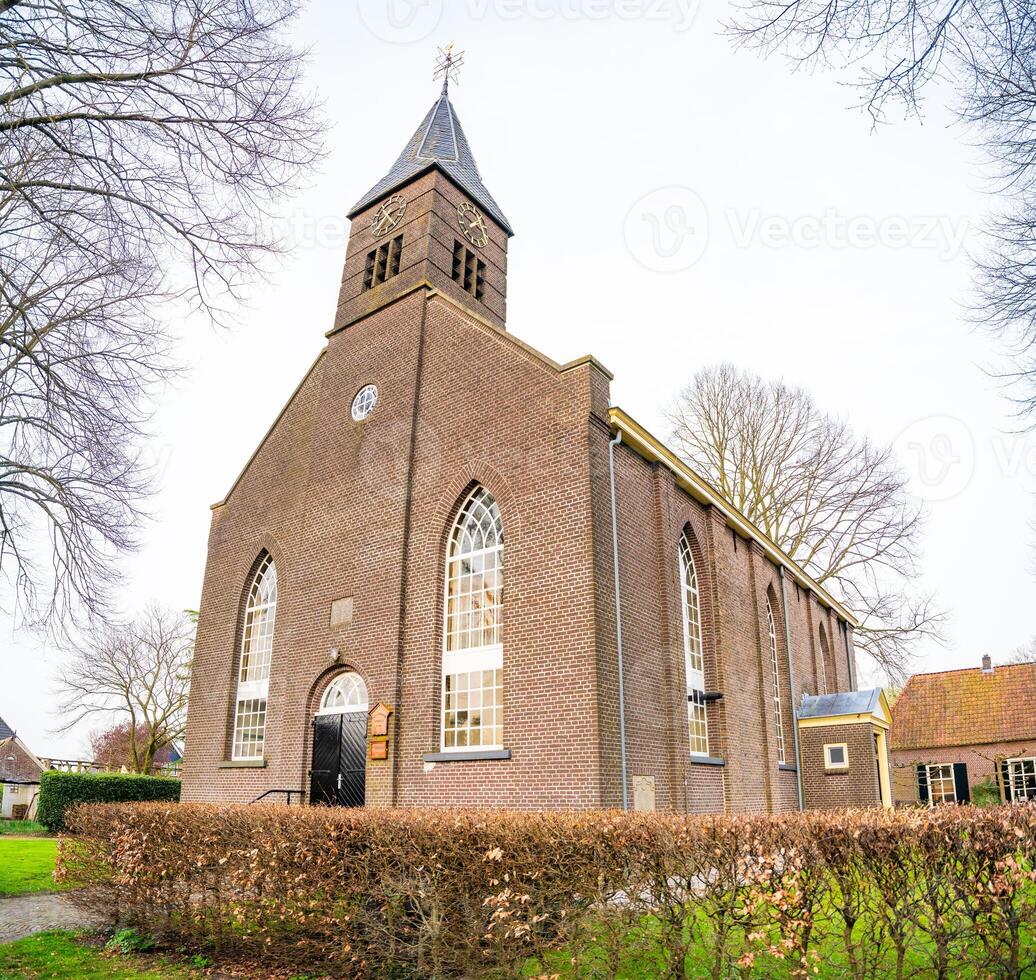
[[767, 599, 786, 764], [926, 763, 957, 805], [317, 672, 369, 715], [824, 742, 849, 770], [231, 555, 277, 761], [1007, 756, 1036, 802], [441, 487, 504, 753], [679, 534, 709, 757]]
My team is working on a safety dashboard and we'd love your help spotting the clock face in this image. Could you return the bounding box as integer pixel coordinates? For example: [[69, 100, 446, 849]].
[[370, 195, 407, 237], [457, 202, 489, 248]]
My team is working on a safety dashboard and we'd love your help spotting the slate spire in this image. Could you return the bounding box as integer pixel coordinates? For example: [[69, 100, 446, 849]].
[[348, 90, 512, 236]]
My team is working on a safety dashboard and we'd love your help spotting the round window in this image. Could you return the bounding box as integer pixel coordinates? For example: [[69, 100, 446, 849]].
[[351, 384, 378, 421]]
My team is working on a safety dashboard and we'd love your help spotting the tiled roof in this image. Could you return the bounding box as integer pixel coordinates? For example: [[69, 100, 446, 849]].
[[800, 689, 883, 720], [890, 662, 1036, 750], [348, 92, 513, 235], [0, 715, 14, 740], [0, 737, 43, 783]]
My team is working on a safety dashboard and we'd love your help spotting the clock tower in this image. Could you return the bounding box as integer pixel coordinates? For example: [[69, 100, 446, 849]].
[[331, 59, 512, 335]]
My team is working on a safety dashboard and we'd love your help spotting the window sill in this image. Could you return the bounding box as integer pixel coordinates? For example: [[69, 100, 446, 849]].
[[690, 756, 725, 767], [778, 763, 798, 772], [219, 759, 266, 769], [824, 767, 849, 774], [422, 749, 511, 763]]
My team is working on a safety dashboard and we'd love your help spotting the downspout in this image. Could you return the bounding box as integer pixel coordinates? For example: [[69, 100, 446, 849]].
[[779, 565, 804, 812], [608, 430, 629, 810]]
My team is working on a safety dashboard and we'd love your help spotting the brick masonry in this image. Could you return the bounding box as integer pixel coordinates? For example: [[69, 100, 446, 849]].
[[892, 740, 1036, 802], [800, 722, 889, 811], [181, 144, 865, 814]]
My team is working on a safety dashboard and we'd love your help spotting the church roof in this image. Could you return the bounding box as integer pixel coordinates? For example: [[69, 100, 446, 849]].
[[0, 715, 14, 740], [348, 92, 513, 235]]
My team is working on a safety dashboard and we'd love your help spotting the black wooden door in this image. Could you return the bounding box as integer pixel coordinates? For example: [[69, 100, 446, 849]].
[[310, 713, 366, 807]]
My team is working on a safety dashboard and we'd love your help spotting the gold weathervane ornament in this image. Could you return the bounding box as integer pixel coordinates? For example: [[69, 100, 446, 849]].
[[434, 43, 465, 95]]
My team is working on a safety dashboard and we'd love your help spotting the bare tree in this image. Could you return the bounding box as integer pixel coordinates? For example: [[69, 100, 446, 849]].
[[56, 605, 194, 774], [726, 0, 1036, 419], [1, 0, 322, 629], [666, 364, 944, 681], [1008, 636, 1036, 664]]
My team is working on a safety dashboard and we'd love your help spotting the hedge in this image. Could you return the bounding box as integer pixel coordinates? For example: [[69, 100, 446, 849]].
[[56, 803, 1036, 978], [37, 771, 180, 831]]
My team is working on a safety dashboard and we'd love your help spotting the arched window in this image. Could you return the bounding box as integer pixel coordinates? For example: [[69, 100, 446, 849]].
[[767, 598, 786, 764], [319, 672, 369, 714], [231, 553, 277, 760], [679, 534, 708, 757], [819, 623, 834, 694], [442, 486, 503, 751]]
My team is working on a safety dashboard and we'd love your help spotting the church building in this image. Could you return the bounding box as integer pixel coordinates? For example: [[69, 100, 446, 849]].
[[182, 65, 888, 814]]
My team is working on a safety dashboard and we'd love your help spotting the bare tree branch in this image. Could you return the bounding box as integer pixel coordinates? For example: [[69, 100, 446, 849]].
[[726, 0, 1036, 420], [0, 0, 323, 631], [666, 364, 946, 682]]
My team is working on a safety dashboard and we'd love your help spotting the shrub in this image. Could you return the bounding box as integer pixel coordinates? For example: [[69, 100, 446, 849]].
[[58, 804, 1036, 978], [37, 771, 180, 832]]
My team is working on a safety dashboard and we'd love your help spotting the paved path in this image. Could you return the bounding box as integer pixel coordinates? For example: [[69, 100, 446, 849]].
[[0, 892, 102, 944]]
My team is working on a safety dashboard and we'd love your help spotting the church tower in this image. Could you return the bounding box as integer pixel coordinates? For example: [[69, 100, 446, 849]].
[[332, 51, 512, 334]]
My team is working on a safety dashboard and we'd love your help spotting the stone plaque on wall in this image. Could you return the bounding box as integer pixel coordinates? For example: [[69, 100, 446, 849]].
[[329, 596, 353, 628], [633, 775, 656, 812]]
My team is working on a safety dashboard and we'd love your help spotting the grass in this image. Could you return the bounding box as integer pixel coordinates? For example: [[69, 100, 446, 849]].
[[0, 820, 47, 836], [0, 932, 197, 979], [0, 837, 62, 896]]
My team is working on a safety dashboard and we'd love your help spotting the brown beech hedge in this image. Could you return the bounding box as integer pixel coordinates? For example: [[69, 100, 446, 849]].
[[58, 803, 1035, 978]]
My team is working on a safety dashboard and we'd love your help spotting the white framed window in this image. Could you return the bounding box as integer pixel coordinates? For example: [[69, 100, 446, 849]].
[[824, 743, 849, 770], [1007, 757, 1036, 801], [231, 554, 277, 761], [442, 487, 503, 751], [351, 384, 378, 421], [319, 672, 369, 714], [767, 599, 786, 764], [679, 534, 708, 757], [926, 763, 957, 805]]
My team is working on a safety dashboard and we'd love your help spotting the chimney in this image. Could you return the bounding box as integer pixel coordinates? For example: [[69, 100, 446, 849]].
[[981, 654, 994, 674]]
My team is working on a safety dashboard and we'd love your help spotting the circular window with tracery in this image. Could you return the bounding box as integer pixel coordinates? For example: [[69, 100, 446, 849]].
[[351, 384, 378, 421]]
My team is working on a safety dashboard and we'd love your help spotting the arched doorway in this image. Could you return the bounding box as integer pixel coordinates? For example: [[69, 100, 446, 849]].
[[310, 672, 368, 807]]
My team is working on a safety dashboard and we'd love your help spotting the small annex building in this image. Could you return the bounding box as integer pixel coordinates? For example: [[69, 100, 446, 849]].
[[890, 656, 1036, 805], [797, 690, 893, 811]]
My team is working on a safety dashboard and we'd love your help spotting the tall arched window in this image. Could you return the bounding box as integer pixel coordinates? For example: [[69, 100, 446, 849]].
[[819, 623, 834, 694], [679, 534, 708, 757], [442, 487, 503, 751], [231, 553, 277, 760], [767, 598, 786, 764]]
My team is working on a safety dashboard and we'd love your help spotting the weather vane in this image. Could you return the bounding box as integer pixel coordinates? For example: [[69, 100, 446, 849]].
[[434, 43, 465, 95]]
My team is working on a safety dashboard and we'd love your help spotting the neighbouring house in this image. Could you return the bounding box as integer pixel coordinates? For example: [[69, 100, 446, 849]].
[[0, 715, 44, 820], [890, 656, 1036, 805], [182, 70, 889, 814]]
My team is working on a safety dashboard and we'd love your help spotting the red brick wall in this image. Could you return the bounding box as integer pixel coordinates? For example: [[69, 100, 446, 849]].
[[892, 739, 1036, 800]]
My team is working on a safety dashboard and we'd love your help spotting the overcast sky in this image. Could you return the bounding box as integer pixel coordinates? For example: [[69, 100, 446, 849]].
[[4, 1, 1034, 759]]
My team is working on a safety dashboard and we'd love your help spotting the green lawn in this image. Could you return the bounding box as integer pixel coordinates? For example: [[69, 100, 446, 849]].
[[0, 837, 61, 895], [0, 820, 47, 836], [0, 932, 196, 979]]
